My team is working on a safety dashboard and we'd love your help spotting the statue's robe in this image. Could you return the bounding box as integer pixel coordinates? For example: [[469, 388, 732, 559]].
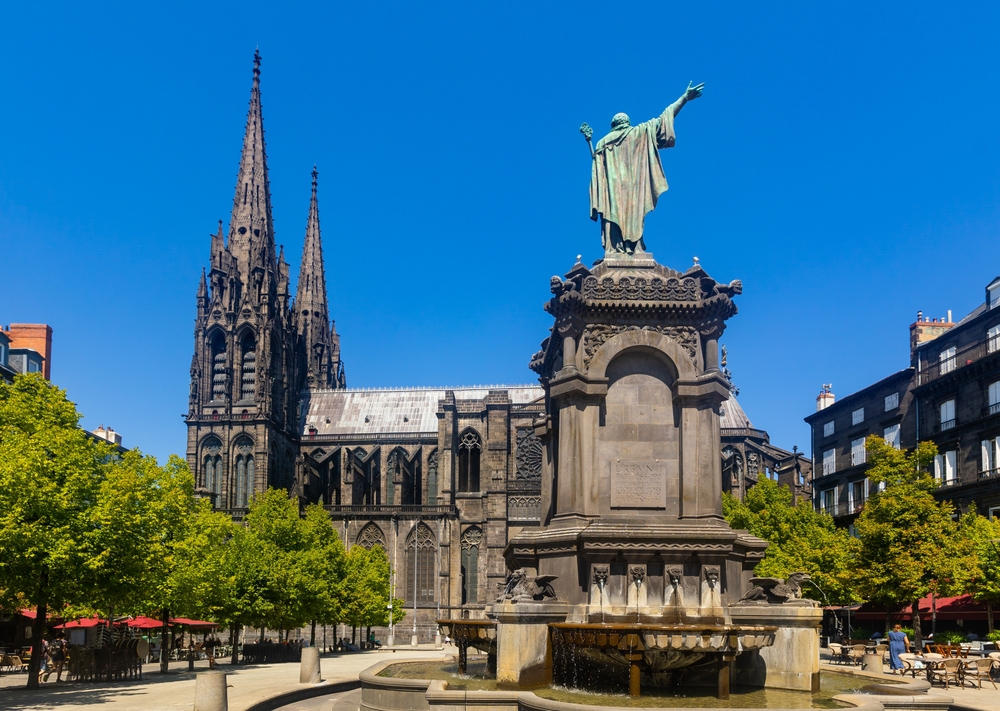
[[589, 106, 676, 249]]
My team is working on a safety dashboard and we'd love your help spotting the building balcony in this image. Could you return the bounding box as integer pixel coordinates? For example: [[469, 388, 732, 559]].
[[941, 419, 956, 431], [919, 337, 1000, 385], [980, 467, 1000, 482]]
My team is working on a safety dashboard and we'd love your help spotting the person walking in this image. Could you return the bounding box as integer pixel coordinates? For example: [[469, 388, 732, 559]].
[[887, 624, 910, 673], [47, 633, 68, 682]]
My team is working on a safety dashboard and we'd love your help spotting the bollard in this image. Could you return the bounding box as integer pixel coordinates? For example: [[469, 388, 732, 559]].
[[862, 653, 883, 673], [434, 629, 442, 650], [194, 670, 228, 711], [300, 646, 321, 684]]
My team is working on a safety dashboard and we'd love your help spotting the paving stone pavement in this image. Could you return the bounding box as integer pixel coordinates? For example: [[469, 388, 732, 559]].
[[0, 647, 448, 710]]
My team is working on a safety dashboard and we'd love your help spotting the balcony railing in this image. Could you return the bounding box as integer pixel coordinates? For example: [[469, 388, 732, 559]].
[[937, 477, 960, 488], [919, 337, 1000, 385], [941, 419, 956, 431], [979, 467, 1000, 481], [990, 402, 1000, 416], [323, 504, 457, 517]]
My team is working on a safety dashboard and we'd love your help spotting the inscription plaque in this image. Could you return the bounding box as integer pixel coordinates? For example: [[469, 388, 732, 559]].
[[610, 460, 667, 508]]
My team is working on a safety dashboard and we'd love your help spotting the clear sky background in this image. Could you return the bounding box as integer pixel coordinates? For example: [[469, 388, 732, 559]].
[[3, 2, 1000, 464]]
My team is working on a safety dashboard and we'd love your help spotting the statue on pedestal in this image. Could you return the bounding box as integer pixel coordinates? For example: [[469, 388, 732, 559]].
[[582, 81, 704, 255]]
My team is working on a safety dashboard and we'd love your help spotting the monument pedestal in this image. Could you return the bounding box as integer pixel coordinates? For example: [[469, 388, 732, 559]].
[[493, 600, 569, 689], [730, 604, 823, 691]]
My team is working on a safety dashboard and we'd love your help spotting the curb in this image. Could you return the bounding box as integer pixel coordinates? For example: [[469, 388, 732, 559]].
[[243, 679, 361, 711]]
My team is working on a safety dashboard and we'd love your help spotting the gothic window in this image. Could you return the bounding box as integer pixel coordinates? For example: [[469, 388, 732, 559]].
[[234, 437, 255, 508], [457, 429, 482, 493], [405, 523, 435, 604], [515, 428, 543, 480], [202, 437, 223, 504], [240, 332, 257, 402], [460, 526, 483, 604], [356, 522, 386, 550], [327, 454, 342, 507], [210, 331, 227, 401], [426, 449, 438, 503]]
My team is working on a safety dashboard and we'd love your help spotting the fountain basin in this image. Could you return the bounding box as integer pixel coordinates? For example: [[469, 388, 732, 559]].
[[551, 622, 777, 699], [437, 619, 497, 675]]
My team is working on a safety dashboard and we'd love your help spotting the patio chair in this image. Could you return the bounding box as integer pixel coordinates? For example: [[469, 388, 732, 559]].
[[828, 643, 844, 664], [897, 653, 919, 678], [928, 657, 963, 690], [875, 643, 888, 661], [846, 644, 867, 666], [962, 658, 997, 690]]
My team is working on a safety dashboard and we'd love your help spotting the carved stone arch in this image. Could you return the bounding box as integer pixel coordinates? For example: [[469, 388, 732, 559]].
[[232, 435, 256, 508], [236, 327, 258, 403], [356, 522, 386, 550], [587, 329, 697, 383], [405, 522, 435, 604], [460, 525, 483, 605], [457, 428, 482, 493], [426, 448, 439, 502], [200, 435, 223, 500], [206, 328, 229, 402], [515, 428, 543, 480]]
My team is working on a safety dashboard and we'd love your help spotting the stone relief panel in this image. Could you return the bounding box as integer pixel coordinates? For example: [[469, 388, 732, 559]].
[[514, 427, 543, 480], [582, 324, 698, 367], [581, 275, 699, 302]]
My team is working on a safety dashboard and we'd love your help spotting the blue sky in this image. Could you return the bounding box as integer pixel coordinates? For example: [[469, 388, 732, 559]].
[[3, 2, 999, 463]]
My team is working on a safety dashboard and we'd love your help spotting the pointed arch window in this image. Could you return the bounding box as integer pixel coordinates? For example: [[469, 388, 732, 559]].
[[234, 438, 255, 508], [460, 526, 483, 604], [210, 331, 227, 401], [427, 449, 439, 503], [356, 522, 386, 550], [202, 437, 223, 506], [457, 429, 482, 493], [405, 523, 436, 604], [240, 332, 257, 402]]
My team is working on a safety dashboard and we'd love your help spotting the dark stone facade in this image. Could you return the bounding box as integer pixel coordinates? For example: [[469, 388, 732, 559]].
[[185, 54, 817, 640], [807, 276, 1000, 523]]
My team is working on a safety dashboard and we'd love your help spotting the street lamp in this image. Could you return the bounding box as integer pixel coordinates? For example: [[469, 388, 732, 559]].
[[411, 520, 421, 647], [386, 602, 394, 647]]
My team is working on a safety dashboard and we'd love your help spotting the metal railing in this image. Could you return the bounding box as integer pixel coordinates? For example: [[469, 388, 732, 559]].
[[941, 419, 956, 431], [919, 338, 1000, 385], [979, 467, 1000, 481], [990, 402, 1000, 416], [323, 504, 457, 517]]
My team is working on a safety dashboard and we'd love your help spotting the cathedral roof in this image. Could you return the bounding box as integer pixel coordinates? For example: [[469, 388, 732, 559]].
[[302, 385, 544, 436], [720, 395, 753, 430]]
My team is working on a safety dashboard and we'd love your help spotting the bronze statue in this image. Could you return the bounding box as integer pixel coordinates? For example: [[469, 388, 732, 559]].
[[582, 82, 705, 255]]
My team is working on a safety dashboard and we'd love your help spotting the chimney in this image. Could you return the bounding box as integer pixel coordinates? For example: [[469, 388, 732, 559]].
[[816, 384, 835, 411], [910, 309, 955, 361]]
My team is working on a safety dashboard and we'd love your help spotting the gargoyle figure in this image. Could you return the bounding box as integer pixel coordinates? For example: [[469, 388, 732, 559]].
[[498, 569, 559, 602], [713, 279, 743, 297], [739, 571, 811, 604]]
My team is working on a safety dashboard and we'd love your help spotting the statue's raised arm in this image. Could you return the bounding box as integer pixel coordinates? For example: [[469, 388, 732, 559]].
[[587, 81, 705, 255]]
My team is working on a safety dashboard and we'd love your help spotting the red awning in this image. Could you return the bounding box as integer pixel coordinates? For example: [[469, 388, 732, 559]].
[[53, 616, 103, 629], [850, 594, 990, 621], [169, 618, 219, 629], [125, 616, 166, 629]]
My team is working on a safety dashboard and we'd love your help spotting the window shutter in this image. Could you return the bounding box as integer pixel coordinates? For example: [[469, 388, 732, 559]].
[[934, 454, 942, 480], [990, 381, 1000, 407], [945, 451, 957, 482], [984, 440, 993, 473]]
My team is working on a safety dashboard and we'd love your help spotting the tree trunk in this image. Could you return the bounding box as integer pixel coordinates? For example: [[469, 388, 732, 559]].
[[159, 607, 170, 673], [310, 620, 316, 646], [26, 591, 47, 690], [259, 626, 265, 643], [885, 611, 891, 637], [352, 625, 357, 645], [107, 605, 114, 682], [988, 601, 994, 634], [367, 625, 372, 649], [231, 625, 240, 666], [911, 601, 922, 651]]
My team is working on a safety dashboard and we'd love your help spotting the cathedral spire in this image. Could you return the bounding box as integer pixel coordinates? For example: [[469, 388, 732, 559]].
[[296, 166, 338, 388], [228, 49, 274, 273]]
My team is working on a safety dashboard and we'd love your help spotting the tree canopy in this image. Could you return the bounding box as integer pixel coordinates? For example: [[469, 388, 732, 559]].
[[723, 476, 858, 604]]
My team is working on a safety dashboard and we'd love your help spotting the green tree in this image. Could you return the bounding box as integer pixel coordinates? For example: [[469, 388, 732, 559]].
[[723, 477, 859, 604], [957, 510, 1000, 632], [342, 544, 404, 644], [853, 436, 971, 649], [299, 504, 347, 645], [0, 374, 111, 689]]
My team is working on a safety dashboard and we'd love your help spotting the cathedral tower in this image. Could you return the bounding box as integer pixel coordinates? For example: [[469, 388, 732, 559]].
[[295, 167, 345, 390], [186, 51, 300, 511]]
